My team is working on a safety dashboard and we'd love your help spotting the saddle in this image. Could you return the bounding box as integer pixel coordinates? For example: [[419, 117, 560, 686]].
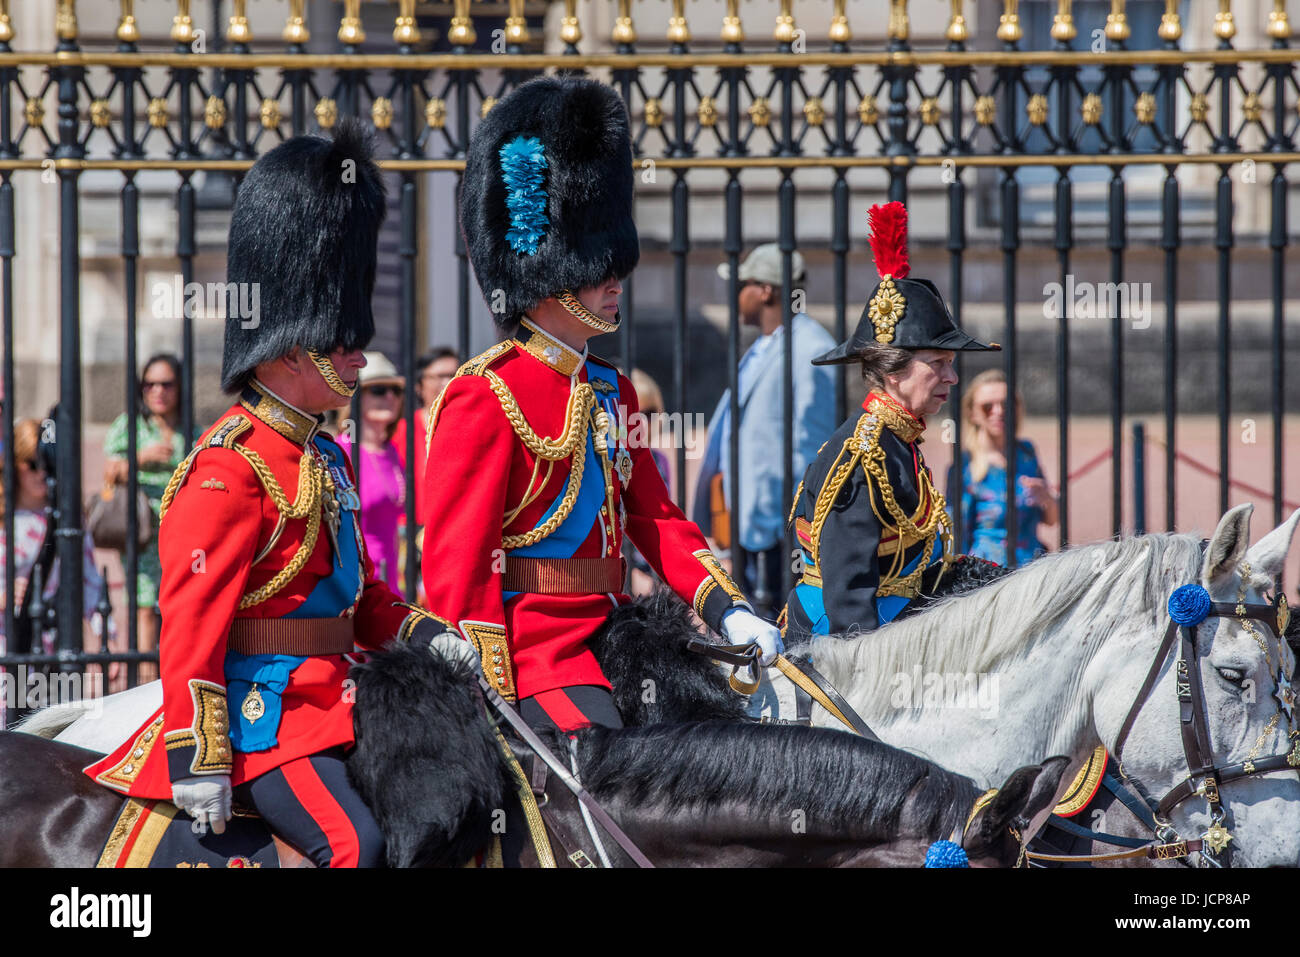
[[96, 798, 308, 868]]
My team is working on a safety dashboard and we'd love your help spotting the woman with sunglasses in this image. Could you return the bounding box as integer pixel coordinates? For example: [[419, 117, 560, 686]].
[[337, 351, 407, 598], [951, 368, 1057, 567], [102, 352, 190, 682]]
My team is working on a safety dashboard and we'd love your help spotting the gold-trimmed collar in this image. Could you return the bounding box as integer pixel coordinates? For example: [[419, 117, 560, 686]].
[[515, 317, 587, 377], [865, 391, 925, 444], [239, 379, 323, 446]]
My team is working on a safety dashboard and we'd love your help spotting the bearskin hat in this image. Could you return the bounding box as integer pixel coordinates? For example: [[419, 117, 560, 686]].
[[460, 75, 640, 331], [220, 118, 388, 393]]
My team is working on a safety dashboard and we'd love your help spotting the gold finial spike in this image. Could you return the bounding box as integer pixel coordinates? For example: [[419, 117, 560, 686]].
[[945, 1, 967, 44], [612, 0, 636, 46], [887, 0, 909, 42], [1105, 0, 1130, 42], [505, 0, 530, 46], [667, 0, 689, 46], [56, 0, 78, 41], [774, 0, 796, 46], [997, 0, 1022, 44], [1268, 0, 1291, 40], [1214, 0, 1236, 42], [1051, 0, 1076, 42], [1157, 0, 1181, 42], [559, 0, 581, 47], [830, 0, 851, 45], [116, 0, 138, 44], [226, 0, 251, 45], [283, 0, 309, 44], [394, 0, 421, 45], [170, 0, 193, 45], [448, 0, 475, 47], [721, 0, 744, 45], [338, 0, 365, 46]]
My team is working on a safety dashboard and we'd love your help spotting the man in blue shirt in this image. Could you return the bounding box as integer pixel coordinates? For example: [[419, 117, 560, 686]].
[[693, 244, 838, 618]]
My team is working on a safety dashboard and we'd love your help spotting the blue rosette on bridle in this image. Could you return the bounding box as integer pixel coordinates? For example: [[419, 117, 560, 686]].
[[924, 840, 969, 868], [1168, 583, 1212, 627], [499, 135, 549, 255]]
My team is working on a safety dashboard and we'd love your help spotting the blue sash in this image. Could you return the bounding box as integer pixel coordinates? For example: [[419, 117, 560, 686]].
[[794, 533, 944, 635]]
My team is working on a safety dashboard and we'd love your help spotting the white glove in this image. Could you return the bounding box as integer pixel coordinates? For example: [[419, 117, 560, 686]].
[[172, 775, 232, 835], [720, 608, 784, 666], [430, 631, 482, 672]]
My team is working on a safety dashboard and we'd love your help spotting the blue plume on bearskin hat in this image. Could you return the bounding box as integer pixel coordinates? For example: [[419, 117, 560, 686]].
[[460, 75, 640, 331], [221, 118, 388, 393]]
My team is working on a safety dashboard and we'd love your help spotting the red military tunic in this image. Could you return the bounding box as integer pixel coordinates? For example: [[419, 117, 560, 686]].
[[421, 318, 750, 702], [86, 380, 441, 798]]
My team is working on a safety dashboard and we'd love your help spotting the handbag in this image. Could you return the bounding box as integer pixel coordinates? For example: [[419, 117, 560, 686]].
[[86, 483, 155, 552]]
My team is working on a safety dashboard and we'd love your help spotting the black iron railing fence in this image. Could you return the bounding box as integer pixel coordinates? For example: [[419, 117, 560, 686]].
[[0, 0, 1295, 721]]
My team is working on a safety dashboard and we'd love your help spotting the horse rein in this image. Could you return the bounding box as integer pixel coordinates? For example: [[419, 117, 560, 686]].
[[1092, 585, 1298, 868]]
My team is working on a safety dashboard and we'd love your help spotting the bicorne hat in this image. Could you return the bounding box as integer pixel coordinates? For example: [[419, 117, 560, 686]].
[[460, 75, 640, 331], [812, 202, 999, 366], [221, 119, 388, 393]]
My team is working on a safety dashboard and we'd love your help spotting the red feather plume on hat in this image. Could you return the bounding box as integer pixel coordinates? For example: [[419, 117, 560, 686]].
[[867, 201, 909, 280]]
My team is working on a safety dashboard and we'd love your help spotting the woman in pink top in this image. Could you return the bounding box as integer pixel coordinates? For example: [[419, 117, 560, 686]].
[[338, 352, 407, 598]]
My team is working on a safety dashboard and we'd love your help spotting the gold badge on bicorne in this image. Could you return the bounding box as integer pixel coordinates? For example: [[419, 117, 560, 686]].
[[1278, 593, 1290, 636], [240, 684, 266, 724]]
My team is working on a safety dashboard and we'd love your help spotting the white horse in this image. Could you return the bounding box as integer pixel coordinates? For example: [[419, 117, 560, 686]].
[[753, 503, 1300, 866]]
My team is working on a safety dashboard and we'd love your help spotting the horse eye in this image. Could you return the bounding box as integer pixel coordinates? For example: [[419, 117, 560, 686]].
[[1215, 666, 1246, 686]]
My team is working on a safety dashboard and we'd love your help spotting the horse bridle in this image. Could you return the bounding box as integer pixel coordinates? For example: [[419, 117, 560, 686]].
[[1106, 575, 1299, 868]]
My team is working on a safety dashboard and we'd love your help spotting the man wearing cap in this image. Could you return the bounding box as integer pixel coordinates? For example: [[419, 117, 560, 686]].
[[781, 202, 1001, 640], [422, 75, 783, 733], [85, 122, 459, 867], [692, 245, 837, 616]]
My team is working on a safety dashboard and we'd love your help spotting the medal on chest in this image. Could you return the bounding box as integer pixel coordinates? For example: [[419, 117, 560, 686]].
[[240, 683, 265, 724], [616, 447, 633, 489]]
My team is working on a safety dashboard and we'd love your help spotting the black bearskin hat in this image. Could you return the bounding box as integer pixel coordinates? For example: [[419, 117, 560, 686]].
[[221, 119, 388, 393], [460, 75, 639, 331]]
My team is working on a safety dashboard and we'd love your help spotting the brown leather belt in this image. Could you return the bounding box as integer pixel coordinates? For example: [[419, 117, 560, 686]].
[[227, 617, 356, 656], [502, 556, 626, 595]]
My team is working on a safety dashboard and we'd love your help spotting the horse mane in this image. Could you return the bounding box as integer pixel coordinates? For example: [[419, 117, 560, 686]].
[[570, 720, 980, 841], [801, 533, 1208, 712]]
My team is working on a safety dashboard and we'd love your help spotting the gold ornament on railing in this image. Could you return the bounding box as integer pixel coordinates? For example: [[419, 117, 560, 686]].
[[227, 0, 251, 45], [1105, 0, 1129, 43], [1134, 92, 1155, 124], [1242, 91, 1262, 123], [371, 97, 393, 130], [260, 98, 281, 130], [997, 0, 1022, 44], [1051, 0, 1075, 42], [394, 0, 421, 45], [505, 0, 530, 46], [919, 97, 940, 126], [283, 0, 309, 45], [147, 97, 168, 129], [338, 0, 364, 45], [748, 97, 771, 128], [697, 96, 718, 128], [56, 0, 77, 42], [425, 97, 447, 130], [1026, 94, 1047, 126], [644, 98, 663, 128], [24, 97, 43, 128], [204, 95, 227, 130], [1157, 0, 1181, 42], [1267, 0, 1291, 40], [1190, 92, 1209, 123], [974, 95, 996, 126], [858, 97, 879, 125], [559, 0, 582, 47], [1214, 0, 1235, 42], [804, 97, 826, 127], [774, 0, 796, 46], [1081, 92, 1102, 125], [887, 0, 909, 42], [448, 0, 475, 47], [667, 0, 690, 46], [945, 1, 967, 45], [116, 0, 138, 45], [90, 99, 111, 129], [720, 0, 743, 45], [826, 0, 849, 45], [170, 0, 193, 45], [612, 0, 636, 46], [314, 98, 337, 129]]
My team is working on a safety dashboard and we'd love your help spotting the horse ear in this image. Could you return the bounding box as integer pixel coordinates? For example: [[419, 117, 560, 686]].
[[1243, 507, 1300, 585], [966, 757, 1069, 857], [1202, 504, 1254, 588]]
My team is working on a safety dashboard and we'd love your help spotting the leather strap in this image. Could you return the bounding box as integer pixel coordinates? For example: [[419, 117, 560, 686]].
[[227, 617, 355, 656], [771, 655, 880, 741], [1026, 839, 1204, 864], [502, 556, 627, 595], [686, 638, 763, 695]]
